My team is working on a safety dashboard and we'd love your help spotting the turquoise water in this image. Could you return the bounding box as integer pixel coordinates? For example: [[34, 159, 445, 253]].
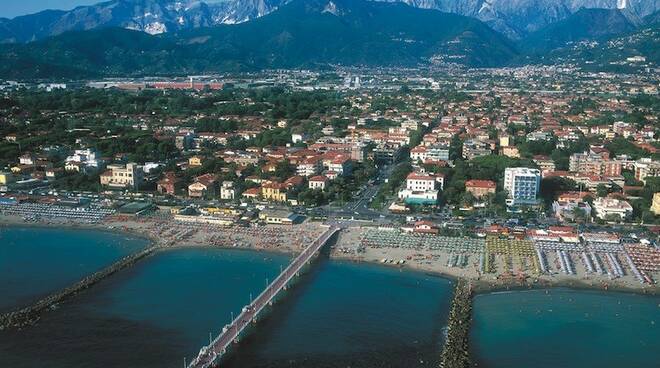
[[224, 260, 454, 368], [0, 247, 290, 368], [471, 289, 660, 368], [5, 227, 656, 368], [0, 226, 148, 312], [0, 241, 453, 368]]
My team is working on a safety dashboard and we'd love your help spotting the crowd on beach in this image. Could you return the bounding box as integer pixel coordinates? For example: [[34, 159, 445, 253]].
[[0, 202, 114, 223]]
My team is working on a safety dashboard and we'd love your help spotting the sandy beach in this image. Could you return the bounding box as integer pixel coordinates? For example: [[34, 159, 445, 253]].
[[2, 213, 658, 296], [331, 226, 659, 296]]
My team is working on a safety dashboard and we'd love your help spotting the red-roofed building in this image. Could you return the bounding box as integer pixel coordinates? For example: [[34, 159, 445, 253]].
[[465, 180, 496, 198], [188, 174, 217, 198], [414, 220, 439, 234], [157, 172, 182, 195], [309, 175, 329, 190]]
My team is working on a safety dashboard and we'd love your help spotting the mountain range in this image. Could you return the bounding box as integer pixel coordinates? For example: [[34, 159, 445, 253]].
[[0, 0, 658, 43], [0, 0, 657, 79], [0, 0, 518, 78]]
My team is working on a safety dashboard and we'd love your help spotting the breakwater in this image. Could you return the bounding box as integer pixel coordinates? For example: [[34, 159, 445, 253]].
[[439, 279, 473, 368], [0, 246, 160, 330]]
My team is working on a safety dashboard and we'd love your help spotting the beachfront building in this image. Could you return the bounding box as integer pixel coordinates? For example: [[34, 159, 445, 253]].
[[262, 182, 288, 202], [188, 174, 218, 198], [593, 197, 633, 221], [100, 163, 144, 190], [258, 209, 298, 225], [504, 167, 540, 206], [397, 173, 443, 205], [220, 181, 236, 200], [552, 197, 592, 222], [157, 172, 182, 195]]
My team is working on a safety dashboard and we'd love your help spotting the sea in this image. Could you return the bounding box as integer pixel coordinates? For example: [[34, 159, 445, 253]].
[[0, 227, 453, 368], [0, 226, 148, 312], [1, 227, 658, 368], [471, 288, 659, 368]]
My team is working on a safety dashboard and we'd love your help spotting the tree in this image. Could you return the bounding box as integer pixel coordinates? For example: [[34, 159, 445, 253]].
[[571, 206, 588, 223], [539, 177, 577, 205], [596, 184, 609, 198], [273, 161, 294, 181]]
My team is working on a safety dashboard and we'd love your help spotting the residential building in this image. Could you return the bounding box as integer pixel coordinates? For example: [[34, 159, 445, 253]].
[[373, 144, 402, 164], [533, 155, 556, 174], [593, 197, 633, 221], [297, 156, 322, 177], [326, 155, 352, 176], [411, 145, 449, 164], [65, 148, 104, 173], [220, 181, 236, 200], [188, 156, 204, 167], [309, 176, 329, 190], [0, 171, 15, 185], [157, 172, 182, 195], [504, 167, 541, 206], [397, 173, 442, 205], [634, 158, 660, 184], [242, 187, 260, 200], [19, 153, 35, 165], [462, 139, 492, 160], [569, 152, 621, 176], [465, 180, 496, 199], [100, 163, 144, 190], [262, 182, 288, 202], [501, 146, 520, 158], [188, 174, 217, 198], [651, 193, 660, 215]]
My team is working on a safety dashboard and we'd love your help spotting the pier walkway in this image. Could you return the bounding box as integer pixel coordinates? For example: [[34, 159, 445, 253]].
[[188, 226, 340, 368]]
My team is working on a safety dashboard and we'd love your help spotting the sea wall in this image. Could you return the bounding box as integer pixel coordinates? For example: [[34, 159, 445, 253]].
[[0, 246, 160, 330], [439, 279, 473, 368]]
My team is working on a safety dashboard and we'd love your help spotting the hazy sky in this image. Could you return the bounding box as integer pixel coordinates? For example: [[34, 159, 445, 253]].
[[1, 0, 226, 19]]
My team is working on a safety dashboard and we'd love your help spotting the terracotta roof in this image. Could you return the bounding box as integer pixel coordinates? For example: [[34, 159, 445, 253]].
[[465, 179, 496, 189], [406, 173, 435, 181], [309, 175, 329, 182]]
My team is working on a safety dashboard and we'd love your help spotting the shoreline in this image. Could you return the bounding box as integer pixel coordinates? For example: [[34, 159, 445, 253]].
[[0, 217, 159, 246], [332, 252, 659, 297], [2, 216, 658, 298]]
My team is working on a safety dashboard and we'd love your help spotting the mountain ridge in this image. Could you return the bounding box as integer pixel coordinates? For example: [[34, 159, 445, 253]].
[[0, 0, 518, 79], [1, 0, 658, 43], [520, 8, 638, 53]]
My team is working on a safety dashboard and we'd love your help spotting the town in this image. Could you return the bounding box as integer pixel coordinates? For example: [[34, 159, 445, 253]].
[[0, 65, 659, 291]]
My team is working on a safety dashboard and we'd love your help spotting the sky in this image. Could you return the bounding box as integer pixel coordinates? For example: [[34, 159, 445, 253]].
[[2, 1, 102, 18], [1, 0, 226, 19]]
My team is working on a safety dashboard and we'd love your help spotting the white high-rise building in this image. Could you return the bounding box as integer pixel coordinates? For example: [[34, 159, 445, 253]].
[[617, 0, 627, 10], [504, 167, 540, 206]]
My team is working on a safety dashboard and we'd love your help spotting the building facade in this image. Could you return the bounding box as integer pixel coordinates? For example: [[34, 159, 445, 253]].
[[504, 167, 540, 206], [100, 163, 143, 190]]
